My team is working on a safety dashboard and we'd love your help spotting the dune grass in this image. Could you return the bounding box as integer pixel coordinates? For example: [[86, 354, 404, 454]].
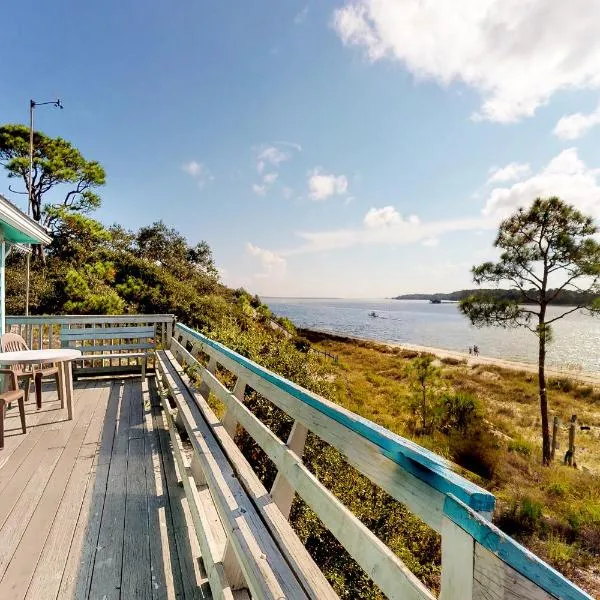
[[303, 330, 600, 596]]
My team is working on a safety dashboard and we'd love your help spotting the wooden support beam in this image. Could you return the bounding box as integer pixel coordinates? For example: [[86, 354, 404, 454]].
[[222, 377, 245, 438], [270, 421, 308, 519], [440, 516, 474, 600]]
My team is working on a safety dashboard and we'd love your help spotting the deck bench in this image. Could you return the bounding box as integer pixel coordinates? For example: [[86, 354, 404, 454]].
[[60, 324, 157, 378], [155, 350, 337, 600]]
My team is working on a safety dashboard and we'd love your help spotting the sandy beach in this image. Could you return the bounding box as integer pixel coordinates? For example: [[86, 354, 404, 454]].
[[303, 328, 600, 386], [388, 340, 600, 385]]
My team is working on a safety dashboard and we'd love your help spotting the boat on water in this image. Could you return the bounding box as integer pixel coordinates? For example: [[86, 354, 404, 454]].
[[369, 311, 378, 317], [430, 298, 442, 304]]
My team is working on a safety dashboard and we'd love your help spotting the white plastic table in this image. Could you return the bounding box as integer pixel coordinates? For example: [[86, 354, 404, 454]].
[[0, 349, 82, 420]]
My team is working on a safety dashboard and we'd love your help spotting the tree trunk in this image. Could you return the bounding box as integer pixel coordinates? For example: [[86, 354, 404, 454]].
[[538, 318, 551, 465]]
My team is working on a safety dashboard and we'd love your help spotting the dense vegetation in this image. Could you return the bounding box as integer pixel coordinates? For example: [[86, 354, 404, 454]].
[[394, 287, 596, 305], [302, 330, 600, 597], [7, 209, 598, 596], [6, 211, 443, 597], [2, 125, 597, 596]]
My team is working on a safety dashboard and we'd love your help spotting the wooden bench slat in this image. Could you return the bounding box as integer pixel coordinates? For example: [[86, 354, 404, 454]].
[[75, 353, 149, 360], [156, 352, 309, 600], [60, 325, 156, 336], [62, 330, 155, 341], [68, 343, 155, 353]]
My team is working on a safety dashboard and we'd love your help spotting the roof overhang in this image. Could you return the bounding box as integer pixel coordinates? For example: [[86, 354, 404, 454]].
[[0, 194, 52, 245]]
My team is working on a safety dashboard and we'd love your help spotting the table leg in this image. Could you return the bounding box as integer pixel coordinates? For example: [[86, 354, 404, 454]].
[[57, 362, 66, 410], [65, 362, 74, 421]]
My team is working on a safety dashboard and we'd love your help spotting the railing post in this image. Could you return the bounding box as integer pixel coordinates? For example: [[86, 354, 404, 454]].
[[222, 377, 245, 437], [270, 420, 308, 519], [440, 516, 474, 600], [166, 317, 174, 346], [565, 414, 577, 467], [198, 356, 217, 399], [551, 416, 559, 461]]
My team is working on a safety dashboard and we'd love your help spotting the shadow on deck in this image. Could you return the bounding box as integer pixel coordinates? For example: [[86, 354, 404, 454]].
[[0, 376, 210, 600]]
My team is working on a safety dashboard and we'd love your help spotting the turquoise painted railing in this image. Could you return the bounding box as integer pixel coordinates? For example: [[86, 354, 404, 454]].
[[173, 322, 593, 600]]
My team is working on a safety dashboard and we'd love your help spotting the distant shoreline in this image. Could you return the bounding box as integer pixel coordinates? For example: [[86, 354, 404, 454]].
[[301, 328, 600, 385]]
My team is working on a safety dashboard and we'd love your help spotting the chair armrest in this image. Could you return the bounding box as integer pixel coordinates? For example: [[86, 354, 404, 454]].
[[0, 368, 19, 391]]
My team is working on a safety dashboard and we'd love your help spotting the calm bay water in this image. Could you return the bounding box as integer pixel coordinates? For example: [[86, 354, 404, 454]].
[[266, 298, 600, 374]]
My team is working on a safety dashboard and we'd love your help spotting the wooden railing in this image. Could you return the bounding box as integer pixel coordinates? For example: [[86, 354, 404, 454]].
[[170, 322, 593, 600], [6, 314, 175, 375]]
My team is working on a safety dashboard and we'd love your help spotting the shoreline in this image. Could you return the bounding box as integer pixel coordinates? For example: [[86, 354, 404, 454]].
[[301, 328, 600, 385]]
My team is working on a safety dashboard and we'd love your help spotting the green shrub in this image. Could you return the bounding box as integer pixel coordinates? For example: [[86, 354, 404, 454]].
[[548, 377, 574, 392], [440, 356, 467, 366], [439, 392, 481, 434], [451, 435, 500, 480], [546, 535, 575, 564], [547, 481, 569, 497], [508, 438, 533, 457], [497, 497, 544, 536], [574, 385, 594, 399]]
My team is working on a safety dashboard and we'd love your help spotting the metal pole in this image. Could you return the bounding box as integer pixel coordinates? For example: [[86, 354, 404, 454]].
[[25, 100, 34, 317]]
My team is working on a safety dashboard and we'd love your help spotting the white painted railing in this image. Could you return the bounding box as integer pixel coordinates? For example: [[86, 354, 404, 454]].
[[169, 322, 593, 600], [6, 314, 175, 375]]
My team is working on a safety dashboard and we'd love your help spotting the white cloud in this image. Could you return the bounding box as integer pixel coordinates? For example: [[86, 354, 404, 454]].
[[483, 148, 600, 219], [422, 237, 439, 247], [282, 186, 294, 200], [252, 172, 279, 196], [246, 242, 287, 277], [257, 146, 290, 174], [294, 6, 308, 24], [182, 161, 202, 176], [252, 184, 266, 196], [255, 142, 300, 173], [332, 0, 600, 122], [488, 162, 531, 184], [286, 208, 489, 255], [554, 104, 600, 140], [308, 169, 349, 201], [182, 160, 213, 188], [364, 205, 401, 227]]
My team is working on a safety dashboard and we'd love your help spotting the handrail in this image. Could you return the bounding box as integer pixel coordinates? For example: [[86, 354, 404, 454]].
[[444, 495, 592, 600], [7, 314, 175, 324], [174, 322, 593, 600], [176, 323, 495, 513]]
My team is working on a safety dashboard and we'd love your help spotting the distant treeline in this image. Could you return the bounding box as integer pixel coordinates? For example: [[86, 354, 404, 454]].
[[393, 288, 597, 306]]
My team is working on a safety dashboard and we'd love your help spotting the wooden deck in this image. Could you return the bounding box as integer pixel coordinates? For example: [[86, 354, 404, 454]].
[[0, 375, 210, 600]]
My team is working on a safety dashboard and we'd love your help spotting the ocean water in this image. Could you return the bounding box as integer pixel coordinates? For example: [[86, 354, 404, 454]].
[[266, 298, 600, 374]]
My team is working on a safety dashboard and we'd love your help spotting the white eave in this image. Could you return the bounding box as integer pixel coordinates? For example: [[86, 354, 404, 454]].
[[0, 194, 52, 245]]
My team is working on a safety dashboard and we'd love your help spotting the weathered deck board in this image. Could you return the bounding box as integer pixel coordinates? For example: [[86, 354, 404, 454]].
[[122, 435, 151, 599], [26, 383, 112, 600], [87, 378, 133, 600], [0, 376, 206, 600], [0, 382, 104, 598]]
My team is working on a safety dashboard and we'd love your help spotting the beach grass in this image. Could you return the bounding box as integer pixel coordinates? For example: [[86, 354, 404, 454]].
[[303, 330, 600, 595]]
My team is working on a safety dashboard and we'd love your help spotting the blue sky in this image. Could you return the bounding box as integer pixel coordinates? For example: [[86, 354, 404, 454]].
[[2, 0, 600, 297]]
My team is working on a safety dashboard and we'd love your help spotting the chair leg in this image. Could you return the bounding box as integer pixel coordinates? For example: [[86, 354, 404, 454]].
[[54, 372, 60, 402], [24, 378, 30, 404], [18, 397, 26, 434], [34, 373, 42, 409], [0, 401, 5, 449]]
